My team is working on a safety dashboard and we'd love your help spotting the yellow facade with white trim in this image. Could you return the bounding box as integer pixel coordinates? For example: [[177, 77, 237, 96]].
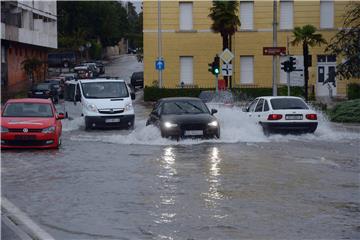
[[143, 0, 355, 97]]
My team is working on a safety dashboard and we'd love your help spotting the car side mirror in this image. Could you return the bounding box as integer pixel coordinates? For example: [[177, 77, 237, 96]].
[[211, 109, 218, 115], [131, 92, 136, 100], [57, 112, 65, 120]]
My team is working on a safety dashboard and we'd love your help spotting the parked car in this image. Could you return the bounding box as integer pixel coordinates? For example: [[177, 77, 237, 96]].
[[74, 65, 93, 79], [28, 82, 60, 103], [146, 97, 220, 139], [128, 48, 136, 54], [95, 61, 105, 75], [48, 52, 76, 68], [64, 78, 136, 130], [1, 98, 64, 149], [130, 71, 144, 88], [59, 73, 77, 81], [44, 79, 64, 98], [80, 62, 100, 77], [243, 96, 318, 135]]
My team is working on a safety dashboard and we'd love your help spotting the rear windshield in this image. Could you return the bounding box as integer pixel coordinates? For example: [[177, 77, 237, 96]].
[[162, 100, 210, 115], [270, 98, 309, 110], [2, 103, 53, 117]]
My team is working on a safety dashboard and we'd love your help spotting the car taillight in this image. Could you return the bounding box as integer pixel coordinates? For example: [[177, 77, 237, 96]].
[[267, 114, 282, 120], [306, 114, 317, 120]]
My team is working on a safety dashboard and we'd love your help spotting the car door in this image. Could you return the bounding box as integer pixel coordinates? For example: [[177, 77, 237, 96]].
[[253, 98, 264, 123], [247, 98, 259, 118]]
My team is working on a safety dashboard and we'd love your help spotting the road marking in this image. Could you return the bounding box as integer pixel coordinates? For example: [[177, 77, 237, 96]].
[[2, 197, 56, 240]]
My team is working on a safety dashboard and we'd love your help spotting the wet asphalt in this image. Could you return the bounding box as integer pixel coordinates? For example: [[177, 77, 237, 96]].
[[1, 55, 359, 240]]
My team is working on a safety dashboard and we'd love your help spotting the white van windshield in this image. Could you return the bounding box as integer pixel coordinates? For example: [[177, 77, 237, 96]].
[[81, 82, 129, 99]]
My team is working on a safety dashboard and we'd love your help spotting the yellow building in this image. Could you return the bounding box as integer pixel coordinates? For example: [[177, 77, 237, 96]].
[[143, 0, 354, 98]]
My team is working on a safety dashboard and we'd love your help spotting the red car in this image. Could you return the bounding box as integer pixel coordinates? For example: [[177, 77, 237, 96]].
[[1, 98, 64, 149]]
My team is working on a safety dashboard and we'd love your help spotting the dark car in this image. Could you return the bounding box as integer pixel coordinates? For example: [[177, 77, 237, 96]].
[[130, 71, 144, 88], [44, 79, 64, 98], [95, 61, 105, 75], [146, 97, 220, 139], [48, 52, 76, 68], [28, 83, 60, 103]]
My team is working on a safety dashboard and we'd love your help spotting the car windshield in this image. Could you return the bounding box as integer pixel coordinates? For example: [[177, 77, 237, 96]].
[[2, 103, 54, 117], [270, 98, 309, 110], [162, 100, 209, 115], [35, 84, 51, 90], [81, 82, 129, 99]]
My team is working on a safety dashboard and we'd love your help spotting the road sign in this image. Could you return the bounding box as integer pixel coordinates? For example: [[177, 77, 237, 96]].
[[263, 47, 286, 56], [155, 59, 165, 70], [219, 48, 234, 63], [222, 63, 232, 76]]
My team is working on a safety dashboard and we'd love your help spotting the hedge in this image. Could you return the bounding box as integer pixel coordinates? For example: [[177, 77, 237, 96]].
[[347, 83, 360, 100], [144, 86, 305, 102], [328, 99, 360, 123]]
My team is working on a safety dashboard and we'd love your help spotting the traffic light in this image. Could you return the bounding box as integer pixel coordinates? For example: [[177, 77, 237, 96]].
[[208, 63, 213, 73], [281, 60, 290, 73], [289, 56, 296, 71], [212, 55, 220, 75]]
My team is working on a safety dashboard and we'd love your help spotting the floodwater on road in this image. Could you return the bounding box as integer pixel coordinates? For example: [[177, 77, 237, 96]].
[[2, 100, 360, 240]]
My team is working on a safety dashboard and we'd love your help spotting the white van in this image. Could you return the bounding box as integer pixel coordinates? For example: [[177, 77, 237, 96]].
[[64, 78, 135, 129]]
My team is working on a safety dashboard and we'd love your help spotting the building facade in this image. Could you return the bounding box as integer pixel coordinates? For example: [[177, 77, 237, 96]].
[[143, 0, 355, 98], [1, 0, 57, 99]]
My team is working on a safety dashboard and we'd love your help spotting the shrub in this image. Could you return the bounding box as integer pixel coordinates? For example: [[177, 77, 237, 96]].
[[328, 99, 360, 123], [347, 83, 360, 100], [144, 87, 212, 101]]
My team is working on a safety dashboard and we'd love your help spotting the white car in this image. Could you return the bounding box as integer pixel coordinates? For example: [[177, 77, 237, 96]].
[[243, 96, 318, 135], [64, 78, 135, 130]]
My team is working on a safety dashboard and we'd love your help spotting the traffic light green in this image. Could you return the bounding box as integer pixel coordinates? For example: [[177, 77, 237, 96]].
[[212, 56, 220, 75]]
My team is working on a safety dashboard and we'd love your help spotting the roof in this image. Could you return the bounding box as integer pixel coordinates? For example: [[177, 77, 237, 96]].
[[65, 78, 126, 84], [257, 96, 304, 100], [5, 98, 53, 104], [160, 97, 202, 102]]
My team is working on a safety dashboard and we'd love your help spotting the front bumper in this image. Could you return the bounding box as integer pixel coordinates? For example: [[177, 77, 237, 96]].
[[1, 132, 58, 149], [161, 125, 219, 139], [85, 114, 135, 129], [262, 122, 318, 133]]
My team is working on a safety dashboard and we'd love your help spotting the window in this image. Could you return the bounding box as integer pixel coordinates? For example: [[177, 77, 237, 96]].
[[240, 1, 254, 30], [280, 0, 293, 30], [248, 99, 258, 112], [320, 0, 334, 29], [255, 99, 264, 112], [240, 56, 254, 84], [179, 2, 193, 30], [180, 56, 193, 85], [264, 100, 269, 111]]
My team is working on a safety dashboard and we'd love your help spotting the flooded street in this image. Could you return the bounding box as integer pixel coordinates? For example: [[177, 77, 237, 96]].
[[2, 55, 360, 239]]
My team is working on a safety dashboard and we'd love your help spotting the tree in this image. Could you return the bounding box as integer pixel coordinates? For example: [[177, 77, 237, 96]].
[[21, 58, 43, 86], [326, 2, 360, 80], [292, 25, 327, 101], [208, 1, 240, 88]]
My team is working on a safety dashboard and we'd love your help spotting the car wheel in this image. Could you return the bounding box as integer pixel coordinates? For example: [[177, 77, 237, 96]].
[[85, 120, 91, 131], [65, 112, 69, 119], [262, 125, 270, 136], [56, 136, 62, 149], [215, 128, 220, 139]]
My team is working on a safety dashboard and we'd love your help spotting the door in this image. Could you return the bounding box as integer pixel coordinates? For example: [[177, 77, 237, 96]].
[[254, 98, 265, 123], [64, 82, 82, 119], [317, 55, 337, 97]]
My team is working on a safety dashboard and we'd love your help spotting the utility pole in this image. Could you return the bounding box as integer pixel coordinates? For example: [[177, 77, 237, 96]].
[[287, 35, 290, 96], [157, 0, 163, 88], [272, 0, 278, 96]]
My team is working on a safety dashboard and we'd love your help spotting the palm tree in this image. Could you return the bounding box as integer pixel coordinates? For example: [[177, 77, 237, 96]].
[[292, 25, 327, 101], [209, 1, 240, 88], [21, 57, 43, 86]]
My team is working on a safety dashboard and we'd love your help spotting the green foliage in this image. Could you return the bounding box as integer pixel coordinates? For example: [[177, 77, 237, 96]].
[[347, 83, 360, 100], [292, 25, 327, 47], [326, 2, 360, 79], [328, 99, 360, 123], [89, 41, 102, 60], [208, 1, 240, 36]]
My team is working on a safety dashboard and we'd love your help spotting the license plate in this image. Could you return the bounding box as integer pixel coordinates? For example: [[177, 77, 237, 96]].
[[105, 118, 120, 123], [35, 92, 43, 94], [285, 115, 303, 120], [184, 130, 203, 136], [15, 135, 36, 140]]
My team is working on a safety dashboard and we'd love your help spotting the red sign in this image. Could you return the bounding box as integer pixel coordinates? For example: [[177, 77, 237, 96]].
[[263, 47, 286, 56]]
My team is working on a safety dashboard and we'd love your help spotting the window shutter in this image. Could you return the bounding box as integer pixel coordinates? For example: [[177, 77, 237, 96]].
[[320, 0, 334, 29], [240, 56, 254, 84], [240, 2, 254, 30], [280, 1, 293, 30], [179, 3, 193, 30], [180, 57, 193, 85]]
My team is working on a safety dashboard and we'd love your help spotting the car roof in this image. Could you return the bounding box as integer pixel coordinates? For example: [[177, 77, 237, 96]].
[[160, 97, 203, 102], [66, 78, 126, 84], [257, 96, 304, 100], [6, 98, 52, 104]]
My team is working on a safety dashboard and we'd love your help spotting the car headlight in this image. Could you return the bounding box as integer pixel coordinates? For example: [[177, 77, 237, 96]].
[[164, 122, 178, 128], [86, 103, 98, 112], [42, 126, 55, 133], [1, 126, 9, 133], [208, 121, 218, 127], [125, 103, 133, 112]]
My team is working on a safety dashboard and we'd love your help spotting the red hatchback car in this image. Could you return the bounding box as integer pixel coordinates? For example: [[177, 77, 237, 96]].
[[1, 98, 64, 149]]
